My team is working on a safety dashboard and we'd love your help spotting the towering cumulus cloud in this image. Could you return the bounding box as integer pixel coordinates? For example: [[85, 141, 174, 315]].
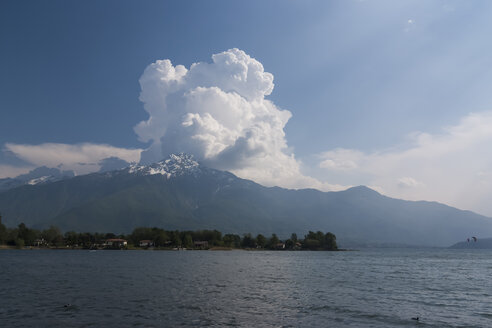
[[136, 49, 329, 189]]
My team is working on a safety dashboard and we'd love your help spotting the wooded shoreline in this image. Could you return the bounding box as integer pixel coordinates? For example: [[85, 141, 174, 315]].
[[0, 220, 339, 251]]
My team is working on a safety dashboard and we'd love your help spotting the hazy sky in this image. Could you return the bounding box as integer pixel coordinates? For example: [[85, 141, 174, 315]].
[[2, 0, 492, 216]]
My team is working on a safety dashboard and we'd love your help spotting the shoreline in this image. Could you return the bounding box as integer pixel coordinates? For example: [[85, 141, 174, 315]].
[[0, 245, 347, 251]]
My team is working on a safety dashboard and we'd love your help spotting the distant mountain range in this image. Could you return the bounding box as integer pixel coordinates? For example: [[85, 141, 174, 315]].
[[1, 153, 491, 247], [0, 166, 75, 192], [0, 157, 132, 192], [449, 238, 492, 249]]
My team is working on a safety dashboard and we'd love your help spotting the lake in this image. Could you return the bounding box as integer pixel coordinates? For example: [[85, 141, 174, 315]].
[[1, 248, 491, 327]]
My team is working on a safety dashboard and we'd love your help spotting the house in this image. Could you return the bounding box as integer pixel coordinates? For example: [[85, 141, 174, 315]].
[[275, 242, 286, 250], [139, 240, 154, 247], [194, 241, 209, 249], [105, 238, 127, 248], [33, 238, 47, 247]]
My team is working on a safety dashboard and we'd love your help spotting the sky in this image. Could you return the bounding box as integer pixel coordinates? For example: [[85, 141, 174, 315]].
[[2, 0, 492, 216]]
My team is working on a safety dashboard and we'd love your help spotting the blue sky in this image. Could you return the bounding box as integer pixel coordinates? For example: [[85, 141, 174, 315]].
[[2, 0, 492, 216]]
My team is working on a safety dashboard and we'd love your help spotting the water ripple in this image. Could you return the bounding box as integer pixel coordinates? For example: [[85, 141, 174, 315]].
[[1, 248, 492, 327]]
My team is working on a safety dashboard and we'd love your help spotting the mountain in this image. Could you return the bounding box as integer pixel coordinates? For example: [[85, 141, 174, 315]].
[[1, 153, 491, 247], [449, 238, 492, 249], [0, 157, 132, 193], [0, 166, 75, 192]]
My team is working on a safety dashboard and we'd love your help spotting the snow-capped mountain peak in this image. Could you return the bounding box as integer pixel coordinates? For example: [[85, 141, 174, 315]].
[[126, 153, 201, 178], [27, 176, 52, 185], [0, 166, 76, 192]]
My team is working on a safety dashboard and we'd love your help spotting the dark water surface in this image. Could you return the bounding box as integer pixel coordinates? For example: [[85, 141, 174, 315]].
[[1, 248, 491, 327]]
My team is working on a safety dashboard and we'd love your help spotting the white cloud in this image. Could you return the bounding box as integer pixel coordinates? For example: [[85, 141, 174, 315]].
[[319, 148, 363, 170], [0, 165, 34, 179], [1, 47, 342, 193], [5, 143, 142, 175], [318, 111, 492, 216], [135, 48, 334, 190], [397, 177, 424, 188]]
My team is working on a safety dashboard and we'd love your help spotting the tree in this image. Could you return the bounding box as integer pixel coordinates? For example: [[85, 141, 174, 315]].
[[6, 228, 18, 246], [14, 238, 24, 249], [64, 231, 79, 247], [223, 234, 241, 248], [241, 233, 255, 248], [183, 233, 193, 248], [285, 239, 294, 249], [210, 230, 222, 246], [324, 232, 338, 250], [17, 223, 38, 246], [303, 231, 321, 249], [303, 238, 320, 249], [17, 223, 28, 245], [153, 230, 169, 247], [255, 234, 266, 248], [0, 214, 8, 245], [104, 232, 116, 240], [171, 231, 182, 247], [78, 232, 94, 248], [93, 232, 106, 245], [302, 230, 338, 250], [267, 234, 280, 249], [130, 227, 153, 245], [42, 226, 64, 247]]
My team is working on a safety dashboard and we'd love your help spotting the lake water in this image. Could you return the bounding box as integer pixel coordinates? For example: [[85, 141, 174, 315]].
[[1, 248, 491, 327]]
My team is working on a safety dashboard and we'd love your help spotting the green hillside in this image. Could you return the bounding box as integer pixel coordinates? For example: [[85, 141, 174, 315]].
[[1, 160, 492, 247]]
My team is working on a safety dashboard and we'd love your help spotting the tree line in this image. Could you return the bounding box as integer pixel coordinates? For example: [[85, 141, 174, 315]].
[[0, 218, 338, 251]]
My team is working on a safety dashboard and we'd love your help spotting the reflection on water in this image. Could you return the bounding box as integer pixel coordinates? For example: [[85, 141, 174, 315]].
[[1, 248, 491, 327]]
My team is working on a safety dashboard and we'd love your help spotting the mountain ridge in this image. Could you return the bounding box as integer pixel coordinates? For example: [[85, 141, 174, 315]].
[[450, 238, 492, 249], [1, 154, 491, 247], [0, 166, 75, 192]]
